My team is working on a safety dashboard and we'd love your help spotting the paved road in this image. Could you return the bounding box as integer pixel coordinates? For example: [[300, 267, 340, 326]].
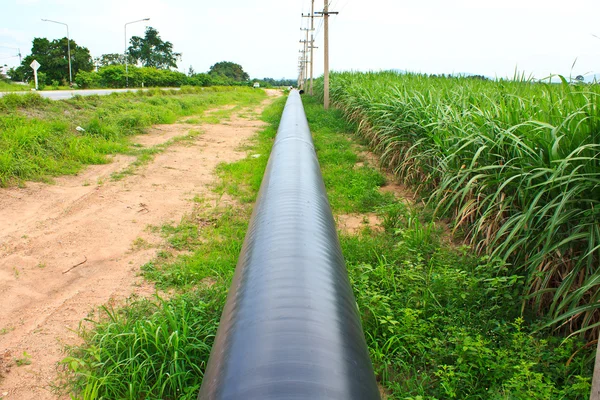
[[0, 87, 180, 100]]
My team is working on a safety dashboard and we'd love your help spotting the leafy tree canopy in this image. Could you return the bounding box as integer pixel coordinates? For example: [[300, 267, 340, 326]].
[[127, 27, 181, 69], [9, 37, 93, 84], [258, 77, 296, 87], [209, 61, 249, 82], [95, 53, 131, 67]]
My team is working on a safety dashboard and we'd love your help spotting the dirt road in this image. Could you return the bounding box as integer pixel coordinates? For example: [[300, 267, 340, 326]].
[[0, 90, 281, 399]]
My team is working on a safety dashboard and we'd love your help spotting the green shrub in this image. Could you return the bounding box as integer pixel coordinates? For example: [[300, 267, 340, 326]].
[[75, 70, 102, 88], [30, 71, 46, 90]]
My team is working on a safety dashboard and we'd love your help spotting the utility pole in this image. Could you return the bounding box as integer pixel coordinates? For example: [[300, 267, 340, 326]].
[[298, 48, 306, 89], [302, 1, 317, 95], [298, 50, 304, 89], [309, 0, 316, 95], [41, 19, 72, 86], [309, 0, 315, 96], [323, 1, 330, 109], [316, 2, 338, 109], [304, 28, 309, 89], [309, 39, 318, 95], [300, 27, 312, 90], [299, 53, 309, 90], [299, 36, 311, 90]]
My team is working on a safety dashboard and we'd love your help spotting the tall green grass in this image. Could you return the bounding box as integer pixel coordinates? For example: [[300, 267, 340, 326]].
[[61, 291, 224, 400], [314, 72, 600, 336], [0, 87, 267, 186]]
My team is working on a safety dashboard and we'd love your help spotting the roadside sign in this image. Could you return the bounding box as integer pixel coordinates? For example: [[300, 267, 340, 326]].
[[30, 59, 40, 90]]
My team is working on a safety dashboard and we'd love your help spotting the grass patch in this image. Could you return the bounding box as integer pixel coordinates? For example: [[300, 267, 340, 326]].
[[303, 95, 394, 213], [0, 87, 266, 186], [141, 204, 250, 289], [130, 237, 152, 251], [0, 81, 28, 92], [109, 129, 203, 181], [215, 96, 286, 203], [198, 107, 236, 124]]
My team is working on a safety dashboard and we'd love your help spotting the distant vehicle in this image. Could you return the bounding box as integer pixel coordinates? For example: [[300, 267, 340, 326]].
[[253, 82, 260, 88]]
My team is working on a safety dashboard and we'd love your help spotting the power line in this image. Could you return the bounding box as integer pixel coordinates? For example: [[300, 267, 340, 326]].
[[337, 0, 352, 14], [0, 46, 22, 63], [329, 0, 340, 13], [313, 16, 325, 41]]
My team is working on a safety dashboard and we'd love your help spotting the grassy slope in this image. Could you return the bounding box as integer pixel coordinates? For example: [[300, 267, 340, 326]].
[[0, 87, 266, 186], [59, 94, 593, 399]]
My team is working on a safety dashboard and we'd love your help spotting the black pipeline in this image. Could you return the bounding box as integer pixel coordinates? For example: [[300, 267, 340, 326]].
[[198, 91, 380, 400]]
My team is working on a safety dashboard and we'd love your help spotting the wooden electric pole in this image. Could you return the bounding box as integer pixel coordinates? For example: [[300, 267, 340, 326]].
[[302, 1, 319, 95], [300, 26, 312, 90], [297, 56, 304, 88], [309, 0, 316, 95], [316, 1, 338, 109], [299, 44, 308, 90], [304, 29, 309, 89], [309, 39, 318, 95]]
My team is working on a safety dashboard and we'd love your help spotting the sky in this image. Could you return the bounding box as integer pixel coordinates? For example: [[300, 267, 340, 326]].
[[1, 0, 599, 80]]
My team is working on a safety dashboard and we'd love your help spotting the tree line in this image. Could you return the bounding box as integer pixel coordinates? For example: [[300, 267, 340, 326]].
[[6, 27, 295, 89]]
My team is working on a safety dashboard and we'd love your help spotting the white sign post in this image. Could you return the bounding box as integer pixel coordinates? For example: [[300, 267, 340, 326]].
[[30, 60, 40, 90]]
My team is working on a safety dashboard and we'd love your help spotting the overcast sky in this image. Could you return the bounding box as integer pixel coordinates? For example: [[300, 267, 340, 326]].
[[1, 0, 599, 80]]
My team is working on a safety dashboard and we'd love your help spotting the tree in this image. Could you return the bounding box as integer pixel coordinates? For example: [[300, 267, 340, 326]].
[[0, 64, 9, 81], [258, 77, 296, 87], [187, 65, 195, 77], [127, 27, 181, 69], [7, 67, 24, 82], [95, 53, 130, 67], [9, 37, 92, 84], [209, 61, 249, 82]]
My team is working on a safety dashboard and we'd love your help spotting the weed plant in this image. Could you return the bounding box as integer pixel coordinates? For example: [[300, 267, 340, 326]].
[[0, 87, 266, 186], [59, 93, 594, 399]]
